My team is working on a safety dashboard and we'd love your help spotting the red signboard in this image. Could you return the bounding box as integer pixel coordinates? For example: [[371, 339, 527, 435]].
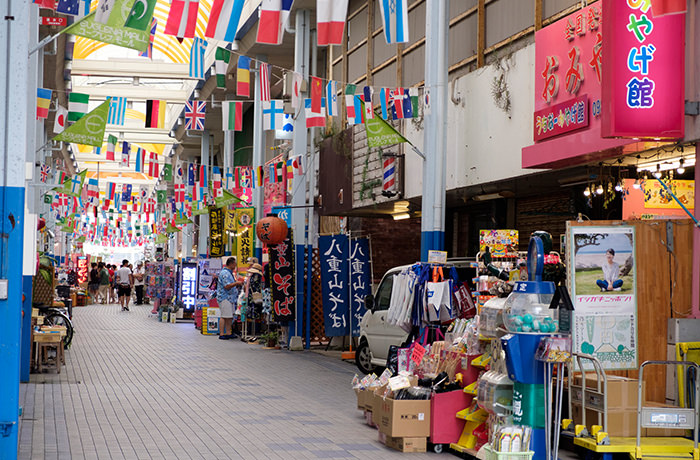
[[76, 256, 88, 284], [601, 0, 685, 139], [534, 95, 589, 141], [40, 16, 67, 26]]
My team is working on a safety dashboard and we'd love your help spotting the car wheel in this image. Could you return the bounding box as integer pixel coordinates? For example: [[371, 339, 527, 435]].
[[355, 340, 376, 375]]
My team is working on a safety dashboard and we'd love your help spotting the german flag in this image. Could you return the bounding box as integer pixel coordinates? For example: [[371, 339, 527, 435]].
[[145, 100, 166, 128]]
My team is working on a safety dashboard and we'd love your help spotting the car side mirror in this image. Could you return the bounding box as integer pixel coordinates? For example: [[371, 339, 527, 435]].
[[364, 294, 375, 311]]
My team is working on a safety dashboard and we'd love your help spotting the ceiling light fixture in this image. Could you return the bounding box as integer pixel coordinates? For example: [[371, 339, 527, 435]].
[[583, 186, 591, 197], [653, 164, 662, 179], [677, 159, 685, 175], [595, 184, 604, 195], [633, 179, 641, 189], [392, 213, 410, 220]]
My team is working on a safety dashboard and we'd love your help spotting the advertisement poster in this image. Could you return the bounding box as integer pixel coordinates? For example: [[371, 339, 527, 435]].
[[320, 234, 350, 336], [350, 237, 372, 337], [479, 229, 519, 257], [622, 178, 694, 220], [179, 262, 199, 312], [569, 225, 637, 369], [197, 258, 222, 298], [270, 228, 295, 322]]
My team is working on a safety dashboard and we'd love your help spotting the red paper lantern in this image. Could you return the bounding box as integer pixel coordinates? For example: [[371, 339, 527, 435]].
[[256, 215, 288, 245]]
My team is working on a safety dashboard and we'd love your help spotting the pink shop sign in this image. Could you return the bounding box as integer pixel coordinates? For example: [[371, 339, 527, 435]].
[[534, 94, 590, 141], [601, 0, 685, 139]]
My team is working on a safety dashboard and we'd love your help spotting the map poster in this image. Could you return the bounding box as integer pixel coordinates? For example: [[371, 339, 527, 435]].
[[568, 224, 637, 370]]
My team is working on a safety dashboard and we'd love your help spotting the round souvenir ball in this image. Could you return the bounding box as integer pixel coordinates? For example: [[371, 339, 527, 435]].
[[255, 214, 288, 245]]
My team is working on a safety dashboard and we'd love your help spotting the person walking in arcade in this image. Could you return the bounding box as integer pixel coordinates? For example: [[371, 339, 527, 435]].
[[115, 260, 134, 311]]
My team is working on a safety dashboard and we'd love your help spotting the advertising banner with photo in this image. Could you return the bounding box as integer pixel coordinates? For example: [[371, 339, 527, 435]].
[[568, 224, 637, 369], [270, 228, 295, 322]]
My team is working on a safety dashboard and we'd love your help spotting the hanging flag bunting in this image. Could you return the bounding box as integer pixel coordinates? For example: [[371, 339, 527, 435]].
[[107, 96, 126, 125], [254, 166, 264, 187], [188, 163, 197, 186], [316, 0, 348, 46], [54, 105, 68, 133], [289, 71, 303, 110], [282, 113, 294, 132], [68, 92, 89, 122], [409, 87, 419, 116], [391, 88, 404, 120], [346, 94, 363, 125], [55, 170, 68, 186], [379, 0, 409, 44], [165, 0, 200, 39], [138, 18, 158, 59], [34, 0, 57, 10], [40, 164, 51, 183], [236, 55, 251, 97], [212, 166, 223, 198], [37, 88, 52, 120], [401, 88, 413, 118], [199, 164, 208, 200], [121, 141, 130, 167], [125, 0, 157, 31], [423, 88, 431, 115], [56, 0, 79, 14], [135, 148, 145, 173], [222, 100, 243, 131], [54, 100, 110, 147], [64, 0, 150, 52], [145, 100, 166, 128], [268, 164, 277, 184], [86, 178, 100, 207], [174, 183, 186, 202], [105, 134, 117, 161], [188, 37, 208, 80], [310, 76, 323, 113], [259, 62, 271, 102], [184, 100, 207, 130], [363, 86, 374, 120], [326, 80, 338, 117], [215, 47, 230, 88], [122, 184, 133, 203], [305, 98, 326, 128], [379, 88, 390, 119], [162, 163, 172, 181], [149, 152, 159, 177], [256, 0, 294, 45], [157, 189, 167, 204], [291, 155, 303, 175], [263, 100, 285, 131], [205, 0, 245, 43]]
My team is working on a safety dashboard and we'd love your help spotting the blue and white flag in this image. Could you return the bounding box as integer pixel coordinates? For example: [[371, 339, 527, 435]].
[[350, 237, 371, 337], [108, 96, 126, 125], [326, 80, 338, 117], [379, 0, 409, 44], [282, 113, 294, 132], [56, 0, 80, 15], [189, 37, 208, 80]]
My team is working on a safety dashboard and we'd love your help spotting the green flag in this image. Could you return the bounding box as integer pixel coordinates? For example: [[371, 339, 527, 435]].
[[162, 163, 172, 181], [124, 0, 157, 31], [215, 189, 243, 208], [156, 189, 167, 204], [215, 47, 230, 88], [365, 104, 410, 148], [54, 100, 110, 147], [172, 216, 191, 226], [192, 203, 208, 216], [62, 0, 150, 53], [154, 233, 169, 244], [54, 169, 87, 197]]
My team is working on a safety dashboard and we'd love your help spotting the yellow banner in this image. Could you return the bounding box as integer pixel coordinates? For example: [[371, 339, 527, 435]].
[[235, 207, 255, 271], [644, 180, 694, 209]]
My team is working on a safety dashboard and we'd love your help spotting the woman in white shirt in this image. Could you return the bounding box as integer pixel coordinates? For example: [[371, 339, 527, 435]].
[[596, 248, 623, 292]]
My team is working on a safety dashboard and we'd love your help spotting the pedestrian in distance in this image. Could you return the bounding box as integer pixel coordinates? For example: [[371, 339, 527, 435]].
[[98, 262, 110, 304], [133, 261, 145, 305], [88, 262, 100, 304], [217, 257, 243, 340], [115, 260, 134, 311]]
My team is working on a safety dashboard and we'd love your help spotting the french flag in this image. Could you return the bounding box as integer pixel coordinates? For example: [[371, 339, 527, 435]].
[[317, 0, 348, 46], [256, 0, 294, 45]]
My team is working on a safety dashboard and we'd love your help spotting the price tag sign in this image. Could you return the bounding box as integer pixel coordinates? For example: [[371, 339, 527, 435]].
[[411, 343, 426, 364]]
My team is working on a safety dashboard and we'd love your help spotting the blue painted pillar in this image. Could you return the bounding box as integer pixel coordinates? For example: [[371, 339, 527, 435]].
[[1, 0, 30, 455], [20, 276, 33, 382]]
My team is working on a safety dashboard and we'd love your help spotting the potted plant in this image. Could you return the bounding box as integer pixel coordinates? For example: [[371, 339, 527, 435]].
[[260, 330, 279, 348]]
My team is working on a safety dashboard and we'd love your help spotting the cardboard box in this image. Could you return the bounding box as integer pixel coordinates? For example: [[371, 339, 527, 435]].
[[355, 389, 364, 410], [363, 410, 376, 428], [571, 404, 638, 437], [573, 374, 642, 410], [376, 397, 431, 438], [383, 435, 427, 453]]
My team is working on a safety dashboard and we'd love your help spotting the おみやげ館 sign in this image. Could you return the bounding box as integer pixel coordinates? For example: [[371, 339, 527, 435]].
[[600, 0, 685, 139], [522, 3, 634, 168]]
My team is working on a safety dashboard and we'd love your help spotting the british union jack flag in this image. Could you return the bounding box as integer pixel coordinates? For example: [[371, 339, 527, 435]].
[[40, 163, 51, 183], [184, 100, 207, 131]]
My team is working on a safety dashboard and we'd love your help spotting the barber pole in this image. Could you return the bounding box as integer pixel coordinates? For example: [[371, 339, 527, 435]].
[[382, 156, 396, 192]]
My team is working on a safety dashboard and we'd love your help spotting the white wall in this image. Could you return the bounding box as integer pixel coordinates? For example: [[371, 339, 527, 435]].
[[403, 43, 542, 199]]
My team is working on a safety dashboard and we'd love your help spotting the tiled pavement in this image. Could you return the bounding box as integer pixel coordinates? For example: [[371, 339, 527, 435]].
[[18, 304, 439, 460]]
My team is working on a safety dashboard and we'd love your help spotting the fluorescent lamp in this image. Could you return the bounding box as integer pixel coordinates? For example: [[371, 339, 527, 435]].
[[392, 213, 410, 220]]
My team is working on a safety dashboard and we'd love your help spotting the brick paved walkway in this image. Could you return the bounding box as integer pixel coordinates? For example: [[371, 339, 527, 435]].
[[18, 303, 437, 459]]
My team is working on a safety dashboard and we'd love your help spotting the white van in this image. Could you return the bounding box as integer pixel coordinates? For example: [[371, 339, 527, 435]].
[[355, 259, 475, 374]]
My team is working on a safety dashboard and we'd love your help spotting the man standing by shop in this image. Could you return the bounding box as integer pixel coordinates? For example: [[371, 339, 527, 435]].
[[133, 261, 145, 305], [115, 259, 134, 311], [217, 257, 242, 340]]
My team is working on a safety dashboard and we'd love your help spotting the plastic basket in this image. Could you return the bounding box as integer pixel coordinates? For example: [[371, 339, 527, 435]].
[[483, 445, 534, 460]]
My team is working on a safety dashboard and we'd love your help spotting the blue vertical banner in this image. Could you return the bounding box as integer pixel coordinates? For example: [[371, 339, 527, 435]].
[[319, 234, 349, 336], [350, 237, 371, 337]]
